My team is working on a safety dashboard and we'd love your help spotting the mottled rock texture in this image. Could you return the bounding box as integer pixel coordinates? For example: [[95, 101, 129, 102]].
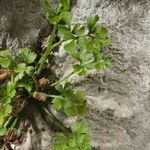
[[0, 0, 49, 52], [0, 0, 150, 150], [54, 0, 150, 150]]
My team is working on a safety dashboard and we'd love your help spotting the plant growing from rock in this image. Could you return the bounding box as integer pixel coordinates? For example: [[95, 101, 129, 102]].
[[0, 0, 112, 149]]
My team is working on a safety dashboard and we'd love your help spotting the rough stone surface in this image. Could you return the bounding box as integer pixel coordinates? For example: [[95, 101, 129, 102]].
[[0, 0, 150, 150], [0, 0, 49, 52], [54, 0, 150, 150]]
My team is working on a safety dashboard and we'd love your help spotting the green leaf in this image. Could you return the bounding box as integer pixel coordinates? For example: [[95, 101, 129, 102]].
[[48, 15, 61, 25], [71, 52, 80, 61], [0, 104, 12, 126], [73, 64, 83, 73], [78, 68, 87, 76], [8, 89, 16, 98], [41, 0, 54, 14], [14, 73, 24, 82], [55, 84, 63, 93], [86, 39, 95, 52], [64, 82, 72, 90], [64, 40, 77, 52], [53, 83, 87, 116], [53, 133, 68, 150], [87, 15, 99, 31], [95, 26, 108, 38], [63, 99, 75, 116], [63, 85, 74, 99], [58, 25, 75, 40], [64, 105, 74, 116], [5, 97, 11, 104], [0, 50, 12, 68], [63, 99, 72, 108], [78, 37, 88, 50], [53, 3, 62, 14], [68, 139, 77, 147], [0, 127, 7, 136], [0, 50, 11, 57], [77, 134, 86, 144], [60, 0, 70, 10], [25, 66, 34, 75], [75, 91, 85, 102], [14, 63, 26, 73], [3, 104, 12, 116], [73, 64, 82, 71], [77, 105, 86, 116], [52, 96, 64, 110], [73, 23, 85, 36], [71, 122, 88, 134], [0, 116, 4, 126], [99, 38, 111, 46], [74, 91, 86, 115], [84, 62, 96, 70], [60, 10, 72, 24], [18, 48, 37, 64], [0, 57, 10, 68], [17, 76, 33, 92], [53, 121, 91, 150], [7, 79, 16, 98], [17, 82, 32, 92], [95, 58, 112, 69]]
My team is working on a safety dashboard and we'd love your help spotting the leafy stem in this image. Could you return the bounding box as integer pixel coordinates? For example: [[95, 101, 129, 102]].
[[52, 40, 64, 50], [3, 117, 13, 128], [37, 24, 58, 75], [11, 117, 19, 128], [51, 70, 76, 87], [43, 107, 71, 136], [0, 0, 112, 149]]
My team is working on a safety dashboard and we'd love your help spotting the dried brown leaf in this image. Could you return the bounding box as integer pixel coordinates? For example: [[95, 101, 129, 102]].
[[38, 77, 50, 87], [33, 92, 47, 102], [0, 69, 11, 81]]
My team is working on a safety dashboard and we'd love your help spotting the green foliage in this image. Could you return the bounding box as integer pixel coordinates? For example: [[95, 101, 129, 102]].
[[33, 2, 112, 149], [73, 23, 86, 36], [53, 122, 91, 150], [0, 1, 112, 149], [17, 76, 34, 92], [87, 15, 99, 32], [52, 83, 86, 116], [0, 127, 7, 136], [0, 50, 13, 68], [41, 0, 71, 25], [0, 49, 36, 126], [17, 48, 37, 64], [57, 15, 112, 76], [58, 25, 75, 40], [0, 104, 12, 126]]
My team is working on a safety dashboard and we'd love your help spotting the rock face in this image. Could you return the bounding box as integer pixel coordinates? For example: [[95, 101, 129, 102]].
[[55, 0, 150, 150], [0, 0, 49, 52], [0, 0, 150, 150]]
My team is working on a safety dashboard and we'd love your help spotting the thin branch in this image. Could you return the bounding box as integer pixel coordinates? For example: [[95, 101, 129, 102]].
[[43, 107, 71, 136], [37, 24, 58, 75], [51, 70, 76, 87]]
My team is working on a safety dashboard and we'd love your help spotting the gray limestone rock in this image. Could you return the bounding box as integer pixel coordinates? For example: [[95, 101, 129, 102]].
[[54, 0, 150, 150], [0, 0, 49, 52]]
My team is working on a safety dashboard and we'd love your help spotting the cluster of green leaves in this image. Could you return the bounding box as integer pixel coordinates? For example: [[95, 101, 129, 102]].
[[0, 48, 36, 135], [52, 83, 86, 116], [58, 15, 112, 76], [40, 1, 112, 150], [41, 0, 71, 25], [53, 122, 91, 150], [0, 0, 112, 149]]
